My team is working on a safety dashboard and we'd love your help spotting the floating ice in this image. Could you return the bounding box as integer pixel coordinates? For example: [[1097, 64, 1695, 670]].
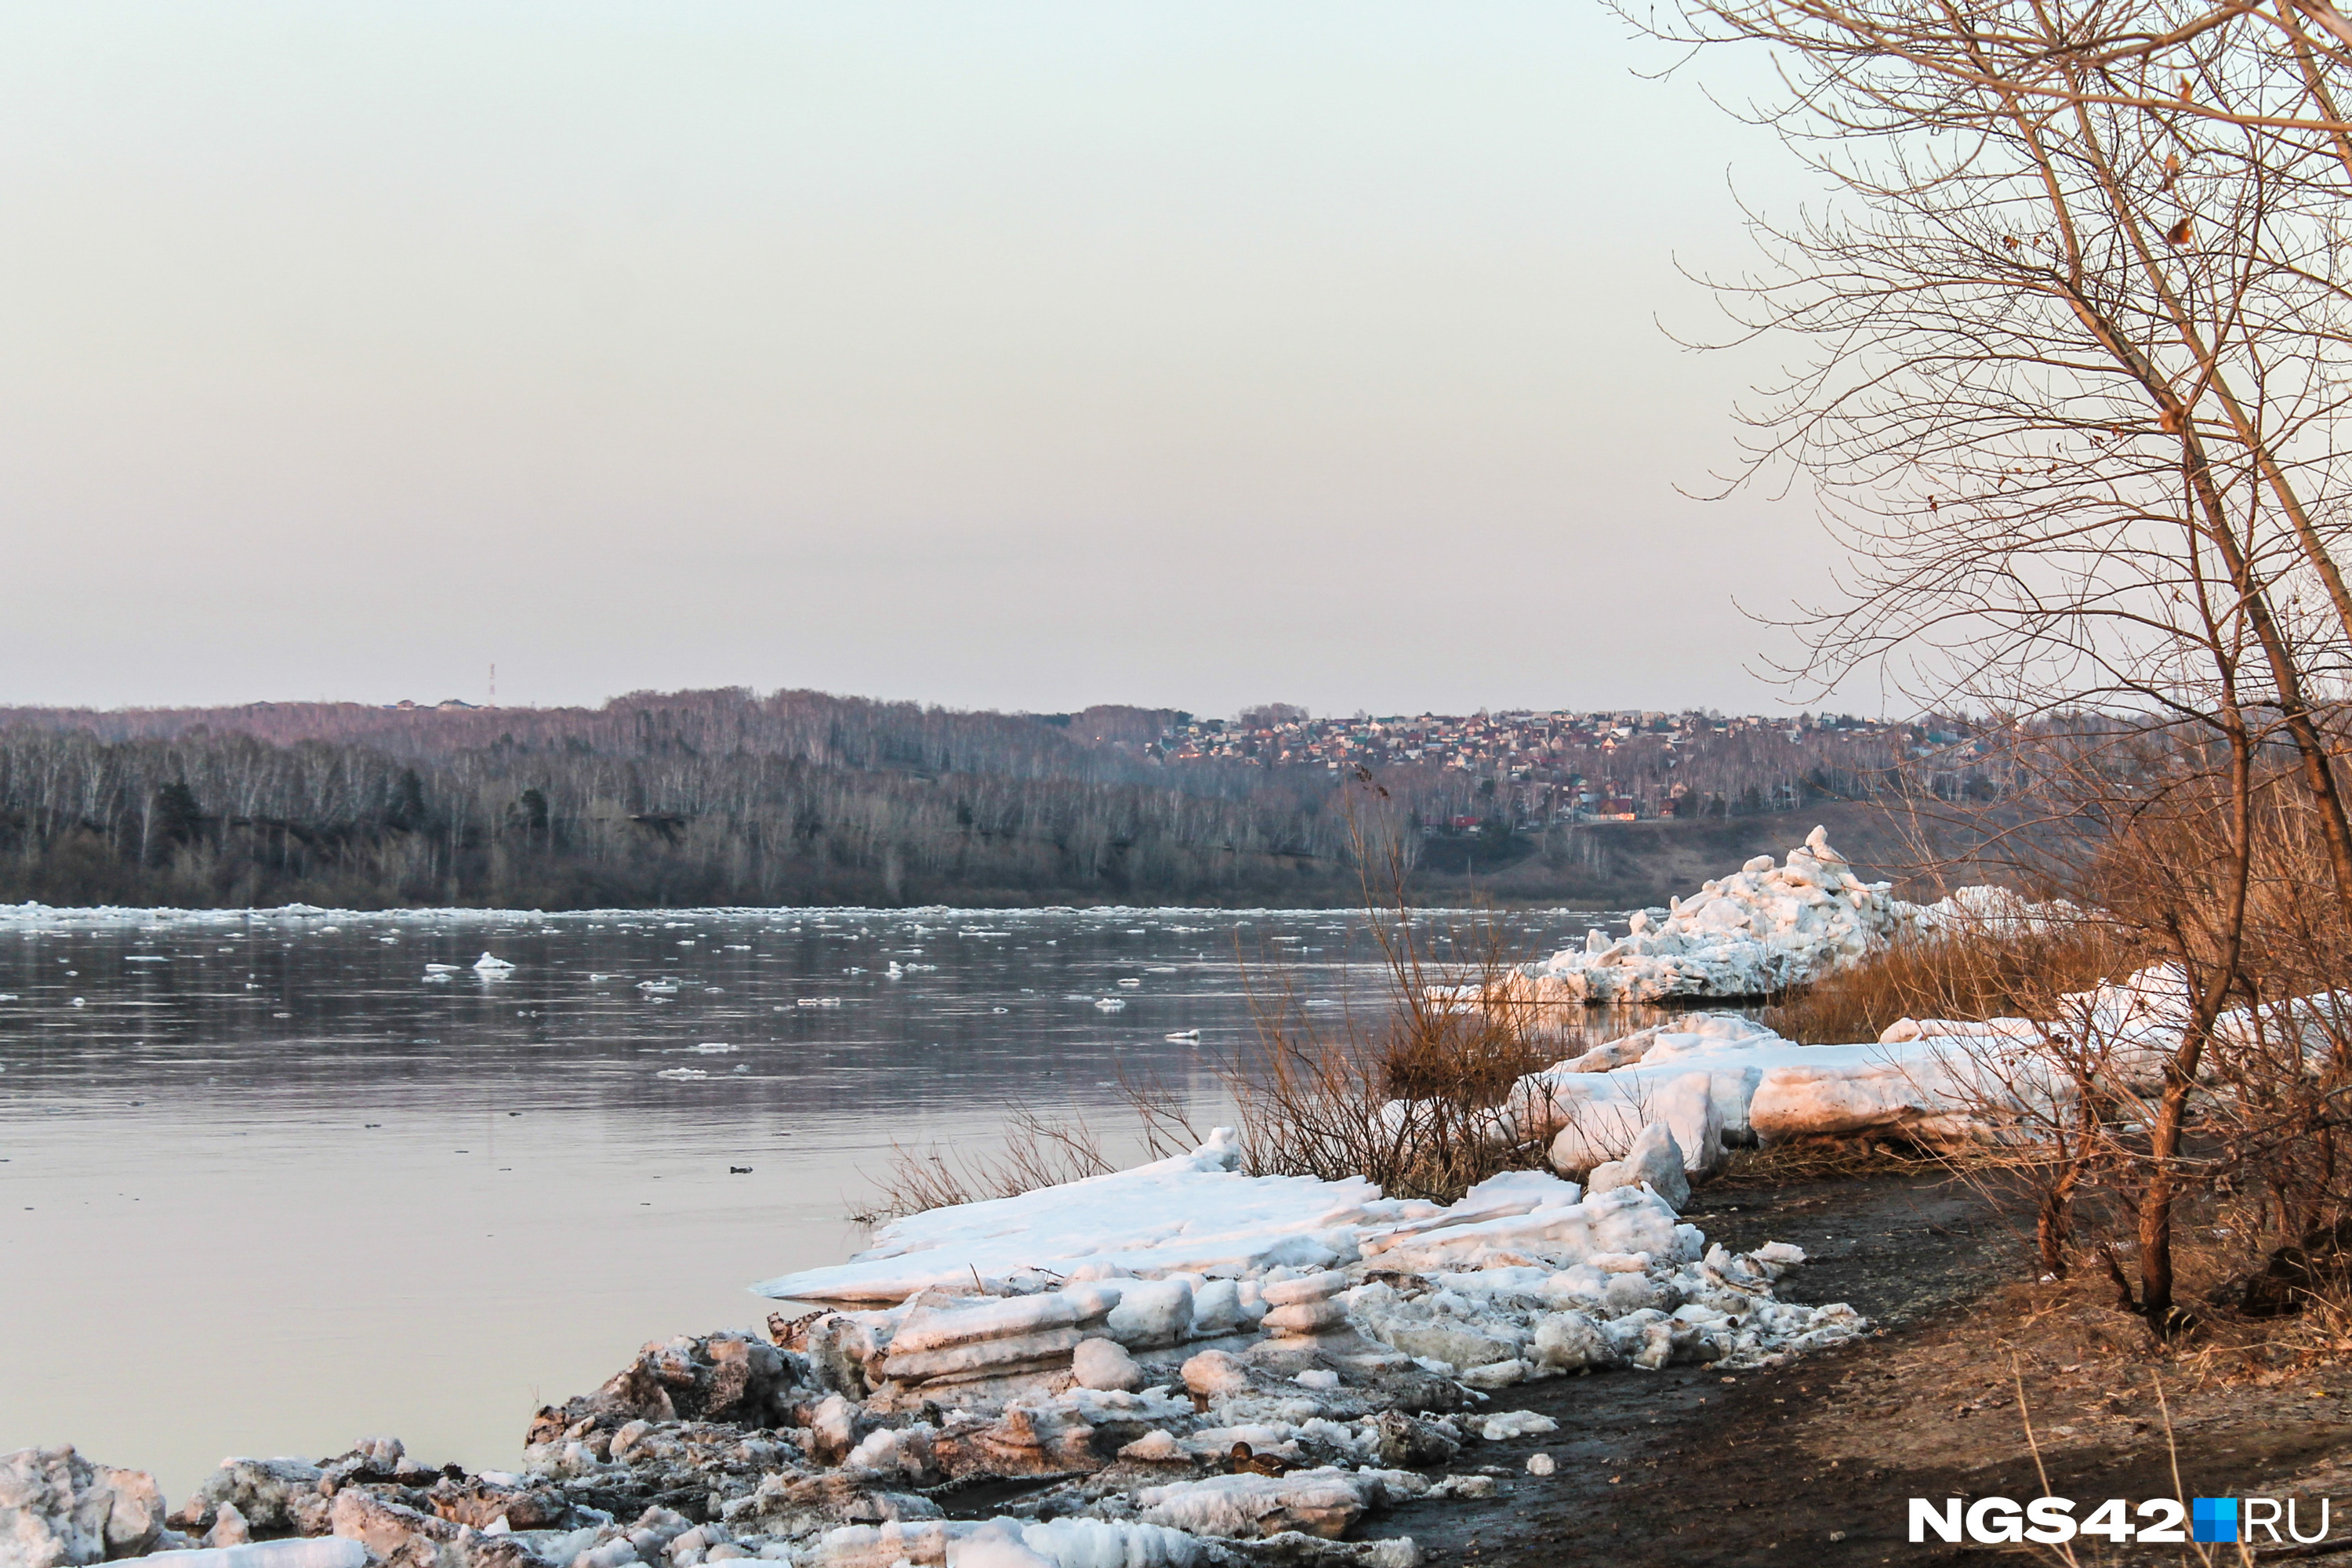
[[473, 953, 516, 975]]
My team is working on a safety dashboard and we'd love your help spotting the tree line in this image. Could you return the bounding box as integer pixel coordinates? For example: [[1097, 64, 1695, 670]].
[[0, 689, 1926, 909], [0, 726, 1381, 909]]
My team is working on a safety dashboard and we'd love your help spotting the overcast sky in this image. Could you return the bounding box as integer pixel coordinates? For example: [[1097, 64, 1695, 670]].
[[0, 3, 1842, 718]]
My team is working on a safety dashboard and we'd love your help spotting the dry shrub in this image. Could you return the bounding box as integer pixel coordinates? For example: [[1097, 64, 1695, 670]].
[[1213, 913, 1560, 1203], [1762, 919, 2137, 1045], [1163, 797, 1584, 1203], [1831, 780, 2352, 1338]]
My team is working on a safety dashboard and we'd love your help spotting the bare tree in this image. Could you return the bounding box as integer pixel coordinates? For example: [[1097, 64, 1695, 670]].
[[1636, 0, 2352, 1328]]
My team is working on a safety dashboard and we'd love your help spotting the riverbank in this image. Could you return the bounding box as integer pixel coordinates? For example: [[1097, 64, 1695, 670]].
[[21, 1156, 2350, 1566], [1406, 1171, 2352, 1565], [9, 1131, 1879, 1568]]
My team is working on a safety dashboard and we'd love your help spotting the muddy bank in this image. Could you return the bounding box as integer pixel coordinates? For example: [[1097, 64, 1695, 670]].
[[1396, 1171, 2352, 1566]]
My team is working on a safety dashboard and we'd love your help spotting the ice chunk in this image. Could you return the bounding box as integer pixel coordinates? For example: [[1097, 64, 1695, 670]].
[[1258, 1270, 1349, 1306], [1491, 830, 1913, 1003], [1070, 1338, 1143, 1392], [2, 1447, 169, 1563], [1180, 1350, 1250, 1398], [1137, 1468, 1377, 1540], [1585, 1122, 1690, 1210], [1105, 1279, 1193, 1347]]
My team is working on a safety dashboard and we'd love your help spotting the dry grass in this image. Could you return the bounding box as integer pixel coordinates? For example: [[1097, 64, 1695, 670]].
[[1200, 901, 1573, 1202], [848, 1108, 1160, 1226], [1760, 920, 2138, 1045], [1715, 1134, 1954, 1184]]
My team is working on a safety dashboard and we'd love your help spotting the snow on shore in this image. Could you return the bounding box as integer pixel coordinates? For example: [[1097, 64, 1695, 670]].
[[1480, 960, 2233, 1173], [750, 1132, 1865, 1388], [9, 1125, 1868, 1568], [1497, 1010, 2073, 1164], [1499, 826, 1912, 1004], [1479, 826, 2081, 1007], [751, 1131, 1396, 1303]]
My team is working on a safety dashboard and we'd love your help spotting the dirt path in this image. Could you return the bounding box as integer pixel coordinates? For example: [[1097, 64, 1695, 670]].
[[1367, 1173, 2352, 1566]]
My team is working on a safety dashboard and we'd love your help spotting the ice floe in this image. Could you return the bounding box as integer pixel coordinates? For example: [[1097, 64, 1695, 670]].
[[1494, 826, 1911, 1006], [1476, 829, 2092, 1011]]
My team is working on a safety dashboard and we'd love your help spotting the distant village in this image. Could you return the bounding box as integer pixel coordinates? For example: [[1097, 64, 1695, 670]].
[[1145, 707, 1981, 829]]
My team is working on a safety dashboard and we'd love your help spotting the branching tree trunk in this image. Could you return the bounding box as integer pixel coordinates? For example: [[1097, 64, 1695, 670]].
[[1635, 0, 2352, 1333]]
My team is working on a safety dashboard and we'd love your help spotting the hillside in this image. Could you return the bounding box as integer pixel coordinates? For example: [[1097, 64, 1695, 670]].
[[0, 691, 1964, 910]]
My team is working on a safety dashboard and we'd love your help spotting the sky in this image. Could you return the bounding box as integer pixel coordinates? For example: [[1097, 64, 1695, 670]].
[[0, 3, 1842, 719]]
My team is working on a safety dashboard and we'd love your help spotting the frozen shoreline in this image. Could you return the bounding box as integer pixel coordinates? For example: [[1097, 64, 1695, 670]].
[[7, 1116, 1865, 1568]]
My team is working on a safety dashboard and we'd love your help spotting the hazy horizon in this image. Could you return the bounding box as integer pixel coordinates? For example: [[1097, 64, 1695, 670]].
[[4, 4, 1837, 717], [0, 685, 1880, 723]]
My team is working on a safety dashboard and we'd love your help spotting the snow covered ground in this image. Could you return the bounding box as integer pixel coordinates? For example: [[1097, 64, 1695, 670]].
[[751, 1145, 1860, 1381], [1481, 826, 2082, 1007], [1479, 957, 2259, 1174]]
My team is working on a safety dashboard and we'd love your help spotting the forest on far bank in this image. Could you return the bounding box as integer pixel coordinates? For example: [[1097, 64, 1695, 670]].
[[0, 690, 1941, 910]]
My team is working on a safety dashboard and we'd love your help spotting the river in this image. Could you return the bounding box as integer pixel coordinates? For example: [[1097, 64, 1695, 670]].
[[0, 902, 1617, 1497]]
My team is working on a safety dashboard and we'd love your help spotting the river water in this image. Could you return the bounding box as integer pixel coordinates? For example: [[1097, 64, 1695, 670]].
[[0, 903, 1617, 1497]]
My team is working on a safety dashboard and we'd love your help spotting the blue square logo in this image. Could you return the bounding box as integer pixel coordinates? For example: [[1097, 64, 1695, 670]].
[[2193, 1497, 2239, 1544]]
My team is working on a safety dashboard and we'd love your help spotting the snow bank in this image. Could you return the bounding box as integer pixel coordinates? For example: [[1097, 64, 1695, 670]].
[[1489, 964, 2230, 1171], [1504, 826, 1912, 1003], [753, 1130, 1413, 1302], [753, 1137, 1862, 1385], [492, 1145, 1860, 1561], [1910, 884, 2087, 935], [1517, 1028, 2062, 1160], [148, 1542, 369, 1568], [1467, 829, 2078, 1008]]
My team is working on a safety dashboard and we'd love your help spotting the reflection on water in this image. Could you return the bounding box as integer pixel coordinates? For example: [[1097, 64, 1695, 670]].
[[0, 905, 1621, 1496]]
